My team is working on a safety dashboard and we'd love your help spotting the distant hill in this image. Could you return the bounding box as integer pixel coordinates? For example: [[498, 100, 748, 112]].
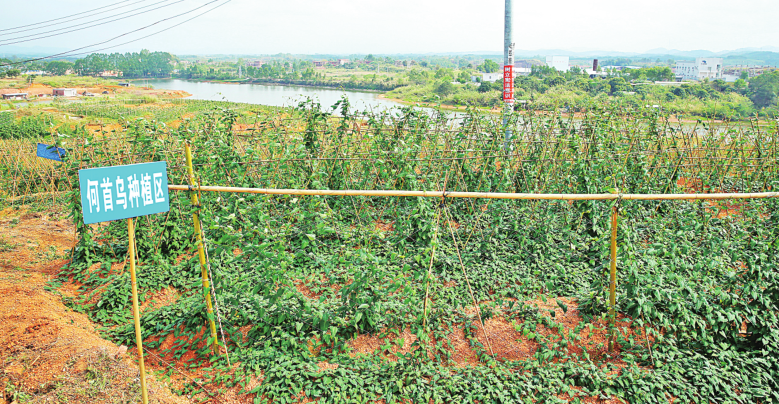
[[722, 51, 779, 67]]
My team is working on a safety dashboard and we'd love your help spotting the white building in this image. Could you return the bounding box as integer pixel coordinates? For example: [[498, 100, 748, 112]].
[[546, 56, 569, 72], [53, 88, 77, 97], [675, 58, 724, 81], [478, 72, 504, 82], [472, 68, 531, 83]]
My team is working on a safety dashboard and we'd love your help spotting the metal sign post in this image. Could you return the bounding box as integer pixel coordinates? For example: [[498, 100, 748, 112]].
[[78, 161, 170, 404], [503, 0, 514, 150]]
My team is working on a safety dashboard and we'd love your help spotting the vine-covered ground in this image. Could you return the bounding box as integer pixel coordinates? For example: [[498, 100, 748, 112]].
[[2, 99, 778, 403]]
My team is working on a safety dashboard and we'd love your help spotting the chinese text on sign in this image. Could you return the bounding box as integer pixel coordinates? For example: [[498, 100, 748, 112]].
[[78, 162, 170, 224], [503, 65, 514, 102]]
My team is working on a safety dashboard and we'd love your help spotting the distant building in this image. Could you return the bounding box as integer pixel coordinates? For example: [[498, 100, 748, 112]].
[[480, 72, 504, 82], [675, 58, 723, 81], [247, 60, 264, 67], [546, 56, 569, 72], [118, 83, 131, 87], [99, 70, 123, 77], [473, 69, 529, 83], [2, 93, 27, 100], [337, 59, 350, 65], [585, 69, 608, 78], [53, 88, 77, 97], [601, 65, 641, 71], [313, 61, 327, 68]]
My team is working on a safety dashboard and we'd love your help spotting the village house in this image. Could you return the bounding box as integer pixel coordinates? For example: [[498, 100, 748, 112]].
[[99, 70, 123, 77], [2, 93, 28, 100], [53, 88, 77, 97]]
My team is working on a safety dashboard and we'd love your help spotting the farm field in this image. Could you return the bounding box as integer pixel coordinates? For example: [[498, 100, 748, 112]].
[[1, 98, 778, 403]]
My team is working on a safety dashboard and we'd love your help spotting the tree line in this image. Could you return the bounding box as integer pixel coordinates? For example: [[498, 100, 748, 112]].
[[388, 64, 779, 119], [0, 50, 175, 79]]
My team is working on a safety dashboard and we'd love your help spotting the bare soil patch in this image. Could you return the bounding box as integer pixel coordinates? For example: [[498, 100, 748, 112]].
[[0, 206, 186, 404]]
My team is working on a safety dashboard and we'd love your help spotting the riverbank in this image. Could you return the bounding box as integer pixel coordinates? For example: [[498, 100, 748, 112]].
[[378, 93, 503, 114], [1, 79, 190, 105]]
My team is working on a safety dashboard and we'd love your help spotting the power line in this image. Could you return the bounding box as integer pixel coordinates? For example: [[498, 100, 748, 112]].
[[1, 0, 136, 32], [0, 0, 188, 47], [0, 0, 231, 68], [1, 0, 153, 36], [64, 0, 232, 58]]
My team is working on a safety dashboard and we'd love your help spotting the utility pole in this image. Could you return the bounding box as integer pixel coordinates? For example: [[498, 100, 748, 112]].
[[502, 0, 514, 150]]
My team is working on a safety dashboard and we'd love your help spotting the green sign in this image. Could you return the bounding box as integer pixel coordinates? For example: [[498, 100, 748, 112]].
[[78, 162, 170, 224]]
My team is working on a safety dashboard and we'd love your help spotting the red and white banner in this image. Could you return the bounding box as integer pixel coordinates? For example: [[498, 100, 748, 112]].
[[503, 65, 514, 102]]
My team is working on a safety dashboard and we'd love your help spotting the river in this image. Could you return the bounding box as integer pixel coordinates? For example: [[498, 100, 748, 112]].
[[145, 79, 409, 112]]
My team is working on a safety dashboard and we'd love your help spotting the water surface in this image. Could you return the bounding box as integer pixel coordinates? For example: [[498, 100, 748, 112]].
[[145, 79, 408, 112]]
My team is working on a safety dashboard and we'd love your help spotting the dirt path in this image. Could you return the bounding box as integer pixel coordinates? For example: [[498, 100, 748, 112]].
[[0, 205, 187, 404]]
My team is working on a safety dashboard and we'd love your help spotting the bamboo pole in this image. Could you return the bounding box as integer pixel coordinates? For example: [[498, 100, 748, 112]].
[[608, 206, 618, 351], [127, 218, 149, 404], [167, 185, 779, 201], [184, 144, 220, 354]]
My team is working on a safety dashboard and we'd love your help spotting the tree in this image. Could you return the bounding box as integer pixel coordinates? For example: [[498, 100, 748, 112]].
[[740, 71, 749, 81], [530, 65, 557, 77], [434, 80, 455, 96], [45, 61, 74, 76], [608, 77, 628, 94], [672, 86, 687, 98], [6, 69, 21, 78], [477, 81, 493, 93], [711, 79, 726, 92], [457, 70, 471, 84], [645, 67, 674, 82], [748, 71, 779, 108], [546, 76, 565, 87], [734, 78, 748, 92], [434, 67, 454, 82], [407, 69, 431, 85], [479, 59, 500, 73]]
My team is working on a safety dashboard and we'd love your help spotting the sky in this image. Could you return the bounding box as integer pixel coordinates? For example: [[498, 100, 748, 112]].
[[1, 0, 778, 57]]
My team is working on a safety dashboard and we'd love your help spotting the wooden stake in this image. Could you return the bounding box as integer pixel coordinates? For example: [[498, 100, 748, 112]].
[[127, 217, 149, 404], [184, 144, 220, 354], [608, 206, 618, 351]]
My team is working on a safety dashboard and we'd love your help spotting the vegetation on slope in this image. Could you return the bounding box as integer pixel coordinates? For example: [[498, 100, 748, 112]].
[[4, 99, 770, 403]]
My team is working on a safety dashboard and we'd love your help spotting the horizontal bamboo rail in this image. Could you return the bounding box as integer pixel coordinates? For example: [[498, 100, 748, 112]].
[[168, 185, 779, 201]]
